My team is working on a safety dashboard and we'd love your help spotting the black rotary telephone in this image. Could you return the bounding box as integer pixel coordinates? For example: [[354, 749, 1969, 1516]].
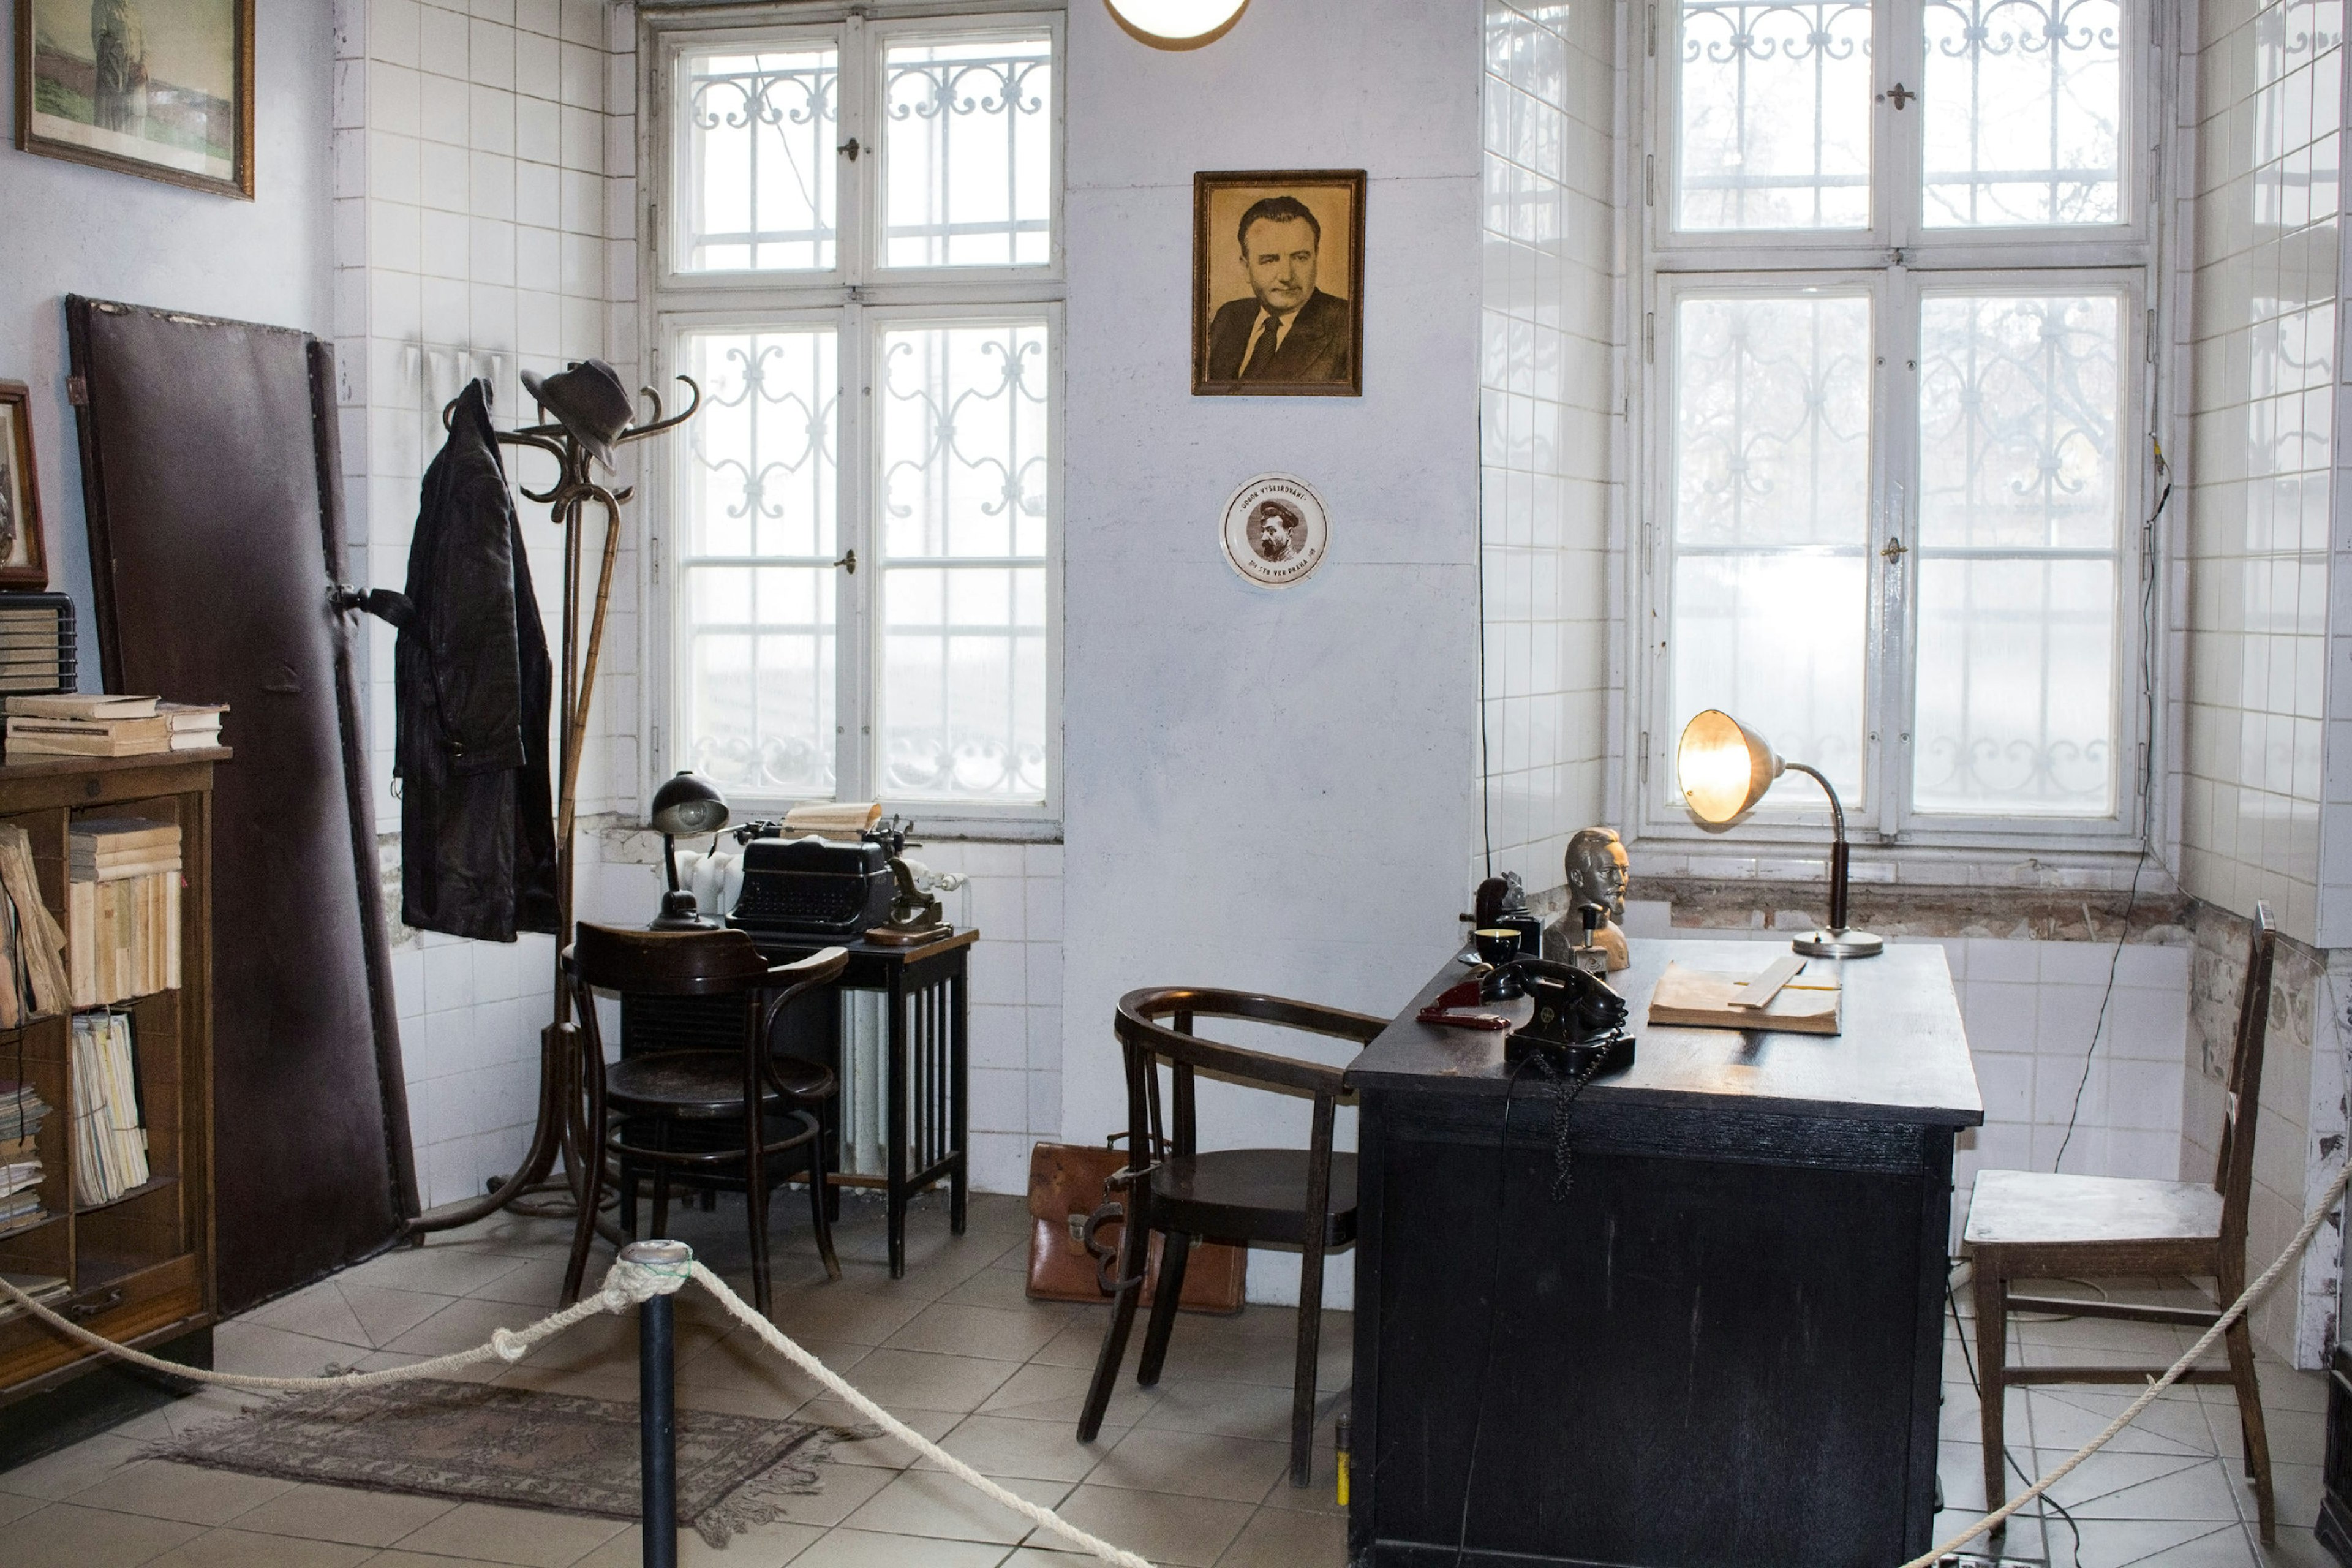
[[1504, 957, 1635, 1075]]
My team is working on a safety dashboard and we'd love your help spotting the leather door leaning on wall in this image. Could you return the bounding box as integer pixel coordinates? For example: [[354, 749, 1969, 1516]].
[[66, 297, 417, 1312]]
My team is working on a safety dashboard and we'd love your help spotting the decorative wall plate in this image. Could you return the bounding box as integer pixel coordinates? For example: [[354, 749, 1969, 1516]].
[[1219, 473, 1329, 587]]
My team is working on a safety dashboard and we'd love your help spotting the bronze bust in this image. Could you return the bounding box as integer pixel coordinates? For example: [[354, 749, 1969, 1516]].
[[1545, 827, 1630, 971]]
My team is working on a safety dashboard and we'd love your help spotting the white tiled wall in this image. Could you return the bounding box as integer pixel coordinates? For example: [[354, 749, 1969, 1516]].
[[1939, 938, 2193, 1214], [910, 843, 1065, 1198], [1475, 0, 1616, 898], [2180, 0, 2342, 945], [333, 0, 635, 1206]]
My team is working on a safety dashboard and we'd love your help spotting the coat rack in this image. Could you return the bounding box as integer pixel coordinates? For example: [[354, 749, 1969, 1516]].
[[406, 375, 702, 1238]]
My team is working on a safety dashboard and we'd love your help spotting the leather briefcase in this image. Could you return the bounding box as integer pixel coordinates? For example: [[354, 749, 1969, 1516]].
[[1025, 1140, 1244, 1313]]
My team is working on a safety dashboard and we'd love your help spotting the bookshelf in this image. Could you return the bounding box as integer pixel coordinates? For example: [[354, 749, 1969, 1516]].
[[0, 748, 220, 1405]]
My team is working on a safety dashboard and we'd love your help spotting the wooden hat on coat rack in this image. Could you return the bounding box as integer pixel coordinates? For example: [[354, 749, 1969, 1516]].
[[405, 368, 702, 1239]]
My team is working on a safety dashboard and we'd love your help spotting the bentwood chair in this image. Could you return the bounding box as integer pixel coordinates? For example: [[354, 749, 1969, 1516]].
[[560, 924, 848, 1318], [1964, 902, 2278, 1542], [1076, 987, 1385, 1486]]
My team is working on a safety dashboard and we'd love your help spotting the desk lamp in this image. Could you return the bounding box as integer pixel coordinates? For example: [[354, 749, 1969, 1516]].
[[649, 771, 729, 930], [1675, 709, 1883, 959]]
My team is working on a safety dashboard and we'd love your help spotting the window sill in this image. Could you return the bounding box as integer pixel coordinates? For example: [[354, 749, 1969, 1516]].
[[1621, 875, 2190, 945], [1627, 838, 2160, 894]]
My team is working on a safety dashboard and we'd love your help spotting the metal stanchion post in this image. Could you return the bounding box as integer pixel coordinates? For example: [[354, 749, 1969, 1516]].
[[627, 1239, 689, 1568]]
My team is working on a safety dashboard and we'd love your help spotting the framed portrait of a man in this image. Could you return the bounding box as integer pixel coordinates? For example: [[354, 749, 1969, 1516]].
[[14, 0, 254, 198], [1192, 170, 1365, 398]]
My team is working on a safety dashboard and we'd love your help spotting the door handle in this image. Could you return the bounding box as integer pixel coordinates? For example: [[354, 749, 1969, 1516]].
[[1880, 537, 1909, 562], [833, 549, 857, 575]]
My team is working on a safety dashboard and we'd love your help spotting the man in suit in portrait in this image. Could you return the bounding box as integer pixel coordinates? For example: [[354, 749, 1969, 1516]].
[[1204, 196, 1352, 385]]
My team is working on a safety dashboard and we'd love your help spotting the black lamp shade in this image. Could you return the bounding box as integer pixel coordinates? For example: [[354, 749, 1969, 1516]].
[[649, 771, 729, 837]]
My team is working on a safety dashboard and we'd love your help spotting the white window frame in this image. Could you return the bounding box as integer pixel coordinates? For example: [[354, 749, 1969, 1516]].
[[1629, 0, 2168, 857], [642, 4, 1066, 836]]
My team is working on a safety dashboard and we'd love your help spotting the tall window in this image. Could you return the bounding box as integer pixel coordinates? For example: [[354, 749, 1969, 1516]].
[[654, 15, 1060, 818], [1646, 1, 2147, 842]]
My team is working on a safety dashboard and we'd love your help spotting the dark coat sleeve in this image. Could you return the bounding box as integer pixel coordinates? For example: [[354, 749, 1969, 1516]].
[[423, 465, 527, 775]]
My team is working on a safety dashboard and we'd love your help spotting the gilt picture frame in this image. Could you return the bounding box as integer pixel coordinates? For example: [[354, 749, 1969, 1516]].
[[1192, 169, 1365, 398], [0, 383, 51, 590], [15, 0, 255, 199]]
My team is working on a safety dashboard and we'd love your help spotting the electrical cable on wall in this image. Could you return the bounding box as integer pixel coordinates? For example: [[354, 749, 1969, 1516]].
[[2052, 435, 2171, 1174], [1475, 411, 1494, 879]]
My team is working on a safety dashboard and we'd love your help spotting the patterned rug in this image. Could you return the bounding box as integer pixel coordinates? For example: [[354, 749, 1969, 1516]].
[[151, 1379, 876, 1548]]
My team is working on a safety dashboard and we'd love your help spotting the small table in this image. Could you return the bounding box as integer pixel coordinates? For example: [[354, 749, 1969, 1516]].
[[751, 930, 976, 1278], [1344, 940, 1983, 1568], [620, 929, 976, 1279]]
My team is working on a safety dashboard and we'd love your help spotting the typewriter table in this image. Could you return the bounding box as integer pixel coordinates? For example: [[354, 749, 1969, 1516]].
[[624, 929, 977, 1277]]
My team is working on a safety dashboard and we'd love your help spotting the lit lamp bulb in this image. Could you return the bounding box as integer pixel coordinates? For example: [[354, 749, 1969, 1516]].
[[1105, 0, 1250, 48], [1674, 709, 1883, 959]]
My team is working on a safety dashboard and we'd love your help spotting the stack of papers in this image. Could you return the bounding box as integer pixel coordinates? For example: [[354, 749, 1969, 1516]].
[[0, 1079, 49, 1234], [70, 1014, 148, 1206]]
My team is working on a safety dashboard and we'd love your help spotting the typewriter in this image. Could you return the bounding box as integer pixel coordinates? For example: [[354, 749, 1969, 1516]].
[[725, 820, 902, 938]]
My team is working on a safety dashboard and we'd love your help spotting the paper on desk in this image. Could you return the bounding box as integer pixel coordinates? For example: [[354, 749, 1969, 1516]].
[[1646, 960, 1841, 1035]]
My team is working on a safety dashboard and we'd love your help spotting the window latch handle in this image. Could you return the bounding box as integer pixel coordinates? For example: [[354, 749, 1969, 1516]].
[[839, 137, 861, 161], [1880, 536, 1909, 561], [834, 549, 857, 575], [1877, 83, 1916, 109]]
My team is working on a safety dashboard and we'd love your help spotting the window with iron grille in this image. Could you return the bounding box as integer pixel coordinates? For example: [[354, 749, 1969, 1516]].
[[1640, 0, 2157, 848], [650, 11, 1061, 823]]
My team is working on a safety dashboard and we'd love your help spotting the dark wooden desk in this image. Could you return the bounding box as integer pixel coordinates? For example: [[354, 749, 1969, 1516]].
[[624, 929, 976, 1278], [1344, 941, 1982, 1568]]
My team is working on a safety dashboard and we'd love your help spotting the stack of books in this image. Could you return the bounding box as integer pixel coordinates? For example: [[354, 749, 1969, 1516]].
[[69, 819, 183, 1007], [70, 1012, 147, 1206], [4, 694, 168, 759], [159, 703, 227, 750], [1, 694, 227, 760], [0, 595, 77, 698], [0, 823, 69, 1027], [0, 1078, 51, 1235]]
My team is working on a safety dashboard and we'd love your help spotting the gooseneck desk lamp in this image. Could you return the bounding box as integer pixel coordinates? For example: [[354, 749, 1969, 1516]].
[[649, 770, 730, 930], [1675, 709, 1884, 959]]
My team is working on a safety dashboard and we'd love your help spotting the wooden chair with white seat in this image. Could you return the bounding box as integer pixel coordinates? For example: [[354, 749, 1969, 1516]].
[[1963, 901, 2278, 1543]]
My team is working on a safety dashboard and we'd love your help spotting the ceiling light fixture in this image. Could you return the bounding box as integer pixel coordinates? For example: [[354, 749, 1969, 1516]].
[[1104, 0, 1250, 49]]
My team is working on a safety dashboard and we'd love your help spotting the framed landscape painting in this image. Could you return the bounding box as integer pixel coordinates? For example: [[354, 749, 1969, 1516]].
[[15, 0, 254, 198], [0, 383, 50, 590]]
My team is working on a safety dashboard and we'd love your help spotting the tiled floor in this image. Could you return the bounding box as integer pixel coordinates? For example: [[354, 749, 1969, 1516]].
[[1938, 1276, 2337, 1568], [0, 1191, 2337, 1567]]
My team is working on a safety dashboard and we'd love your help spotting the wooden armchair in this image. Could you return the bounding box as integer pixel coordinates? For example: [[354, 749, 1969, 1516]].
[[559, 924, 848, 1319], [1076, 986, 1385, 1486], [1964, 902, 2278, 1541]]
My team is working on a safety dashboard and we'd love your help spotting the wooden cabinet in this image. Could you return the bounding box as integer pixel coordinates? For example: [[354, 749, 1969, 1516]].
[[0, 750, 220, 1406]]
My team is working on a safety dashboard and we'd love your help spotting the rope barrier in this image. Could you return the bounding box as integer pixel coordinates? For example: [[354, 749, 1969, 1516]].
[[685, 1261, 1149, 1568], [0, 1253, 685, 1391], [5, 1156, 2345, 1568], [0, 1250, 1150, 1568]]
